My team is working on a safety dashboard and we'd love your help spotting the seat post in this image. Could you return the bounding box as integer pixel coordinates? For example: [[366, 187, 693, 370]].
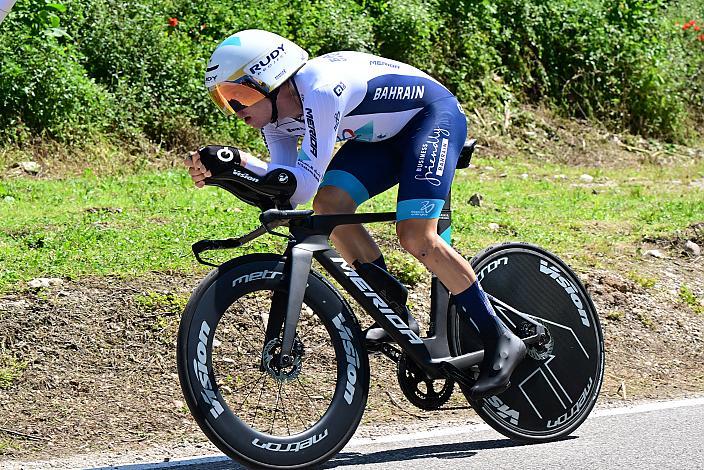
[[438, 188, 452, 244]]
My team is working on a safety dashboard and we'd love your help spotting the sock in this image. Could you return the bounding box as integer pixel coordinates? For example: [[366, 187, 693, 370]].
[[371, 254, 387, 271], [453, 281, 502, 341]]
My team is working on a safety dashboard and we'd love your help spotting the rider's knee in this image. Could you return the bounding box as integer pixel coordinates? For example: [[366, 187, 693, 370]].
[[313, 186, 357, 214], [397, 224, 439, 261]]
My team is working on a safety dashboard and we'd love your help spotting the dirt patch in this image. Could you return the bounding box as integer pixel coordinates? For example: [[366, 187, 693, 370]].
[[468, 105, 704, 169], [0, 254, 703, 462]]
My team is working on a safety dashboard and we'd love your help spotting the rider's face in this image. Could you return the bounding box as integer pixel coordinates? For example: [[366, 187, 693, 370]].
[[235, 98, 271, 129]]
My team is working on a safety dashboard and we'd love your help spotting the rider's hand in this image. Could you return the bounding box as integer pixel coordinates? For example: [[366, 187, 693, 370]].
[[184, 145, 243, 188], [184, 150, 212, 188]]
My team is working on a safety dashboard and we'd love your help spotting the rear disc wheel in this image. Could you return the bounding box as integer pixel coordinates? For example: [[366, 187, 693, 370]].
[[449, 243, 604, 441]]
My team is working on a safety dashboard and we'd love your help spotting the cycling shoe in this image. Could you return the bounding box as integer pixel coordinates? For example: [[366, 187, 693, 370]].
[[469, 328, 527, 399]]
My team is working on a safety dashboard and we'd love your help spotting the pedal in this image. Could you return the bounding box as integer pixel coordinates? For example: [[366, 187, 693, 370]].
[[366, 342, 402, 363], [438, 361, 476, 390]]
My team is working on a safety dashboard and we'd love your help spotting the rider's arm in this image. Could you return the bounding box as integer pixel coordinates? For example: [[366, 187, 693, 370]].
[[237, 126, 298, 175], [267, 85, 341, 206], [241, 86, 343, 207]]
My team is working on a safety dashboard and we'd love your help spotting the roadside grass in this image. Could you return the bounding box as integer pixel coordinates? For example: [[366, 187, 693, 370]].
[[679, 285, 704, 315], [0, 156, 702, 292], [0, 354, 27, 390]]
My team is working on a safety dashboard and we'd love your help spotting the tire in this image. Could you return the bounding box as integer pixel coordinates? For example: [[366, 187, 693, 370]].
[[177, 254, 369, 469], [449, 243, 604, 442]]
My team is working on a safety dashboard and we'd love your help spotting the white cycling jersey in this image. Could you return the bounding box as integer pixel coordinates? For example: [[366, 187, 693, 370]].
[[241, 51, 456, 206]]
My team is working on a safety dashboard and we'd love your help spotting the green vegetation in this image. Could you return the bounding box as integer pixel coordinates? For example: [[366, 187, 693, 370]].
[[135, 291, 189, 315], [1, 0, 703, 148], [0, 354, 27, 389], [679, 285, 704, 314], [636, 311, 656, 330], [386, 251, 426, 287], [606, 309, 625, 321], [627, 270, 657, 289], [1, 156, 702, 292]]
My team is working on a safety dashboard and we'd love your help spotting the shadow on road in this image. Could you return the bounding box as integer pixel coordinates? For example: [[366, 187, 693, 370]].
[[322, 438, 522, 468], [91, 436, 562, 469]]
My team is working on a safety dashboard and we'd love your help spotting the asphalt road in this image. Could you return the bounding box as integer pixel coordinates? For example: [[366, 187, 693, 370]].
[[90, 398, 704, 470]]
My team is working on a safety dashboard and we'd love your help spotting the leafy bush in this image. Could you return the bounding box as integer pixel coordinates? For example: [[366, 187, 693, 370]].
[[0, 0, 701, 148], [0, 0, 112, 143]]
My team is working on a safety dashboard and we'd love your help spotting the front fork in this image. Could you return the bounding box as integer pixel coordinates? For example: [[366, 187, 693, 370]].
[[263, 243, 317, 368]]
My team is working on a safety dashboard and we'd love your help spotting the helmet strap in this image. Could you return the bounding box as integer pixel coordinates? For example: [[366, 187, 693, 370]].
[[267, 87, 281, 123]]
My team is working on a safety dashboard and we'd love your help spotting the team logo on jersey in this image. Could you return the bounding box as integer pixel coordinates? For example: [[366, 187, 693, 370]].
[[339, 122, 374, 142], [373, 85, 425, 101]]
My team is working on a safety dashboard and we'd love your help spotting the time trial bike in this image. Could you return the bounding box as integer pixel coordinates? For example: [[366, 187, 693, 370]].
[[176, 140, 605, 469]]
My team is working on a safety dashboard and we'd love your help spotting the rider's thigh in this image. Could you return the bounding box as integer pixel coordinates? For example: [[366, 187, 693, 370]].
[[394, 96, 467, 222], [313, 185, 358, 214], [319, 139, 401, 207]]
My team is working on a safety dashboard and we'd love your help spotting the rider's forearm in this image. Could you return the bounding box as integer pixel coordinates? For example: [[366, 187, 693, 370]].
[[238, 151, 269, 176]]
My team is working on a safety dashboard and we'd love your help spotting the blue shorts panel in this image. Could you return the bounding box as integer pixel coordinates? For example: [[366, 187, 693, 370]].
[[319, 170, 370, 206], [320, 96, 467, 219]]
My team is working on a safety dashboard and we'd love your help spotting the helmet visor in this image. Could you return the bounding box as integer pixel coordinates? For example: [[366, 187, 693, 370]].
[[208, 78, 268, 116]]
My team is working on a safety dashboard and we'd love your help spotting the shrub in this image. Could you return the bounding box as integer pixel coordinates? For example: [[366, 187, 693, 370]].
[[0, 0, 112, 143], [0, 0, 702, 148]]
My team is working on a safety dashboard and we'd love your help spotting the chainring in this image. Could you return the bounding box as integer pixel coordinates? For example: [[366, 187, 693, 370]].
[[397, 353, 454, 411]]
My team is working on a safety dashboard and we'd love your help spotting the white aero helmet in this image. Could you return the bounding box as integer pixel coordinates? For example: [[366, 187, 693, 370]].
[[205, 29, 309, 117]]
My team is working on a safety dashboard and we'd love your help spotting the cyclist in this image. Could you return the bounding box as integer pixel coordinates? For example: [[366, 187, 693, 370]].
[[185, 29, 526, 398]]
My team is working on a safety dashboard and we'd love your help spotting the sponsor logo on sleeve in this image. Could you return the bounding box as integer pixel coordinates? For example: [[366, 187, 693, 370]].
[[415, 127, 450, 186], [322, 52, 347, 62], [369, 60, 400, 69], [333, 111, 340, 132], [333, 82, 346, 97], [304, 107, 318, 158]]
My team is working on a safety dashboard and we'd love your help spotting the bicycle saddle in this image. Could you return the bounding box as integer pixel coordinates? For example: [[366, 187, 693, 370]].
[[457, 139, 477, 169]]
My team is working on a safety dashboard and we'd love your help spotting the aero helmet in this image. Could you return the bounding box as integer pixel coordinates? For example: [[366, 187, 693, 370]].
[[205, 30, 309, 119]]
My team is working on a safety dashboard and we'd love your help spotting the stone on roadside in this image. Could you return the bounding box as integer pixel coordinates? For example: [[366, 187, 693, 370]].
[[17, 161, 41, 174], [580, 174, 594, 183], [520, 173, 529, 180], [685, 241, 701, 257], [553, 174, 567, 180], [28, 277, 64, 289], [3, 196, 15, 203], [488, 223, 500, 231], [643, 249, 666, 259], [469, 193, 483, 207]]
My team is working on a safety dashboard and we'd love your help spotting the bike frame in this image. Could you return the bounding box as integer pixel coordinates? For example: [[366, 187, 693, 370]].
[[266, 201, 545, 380]]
